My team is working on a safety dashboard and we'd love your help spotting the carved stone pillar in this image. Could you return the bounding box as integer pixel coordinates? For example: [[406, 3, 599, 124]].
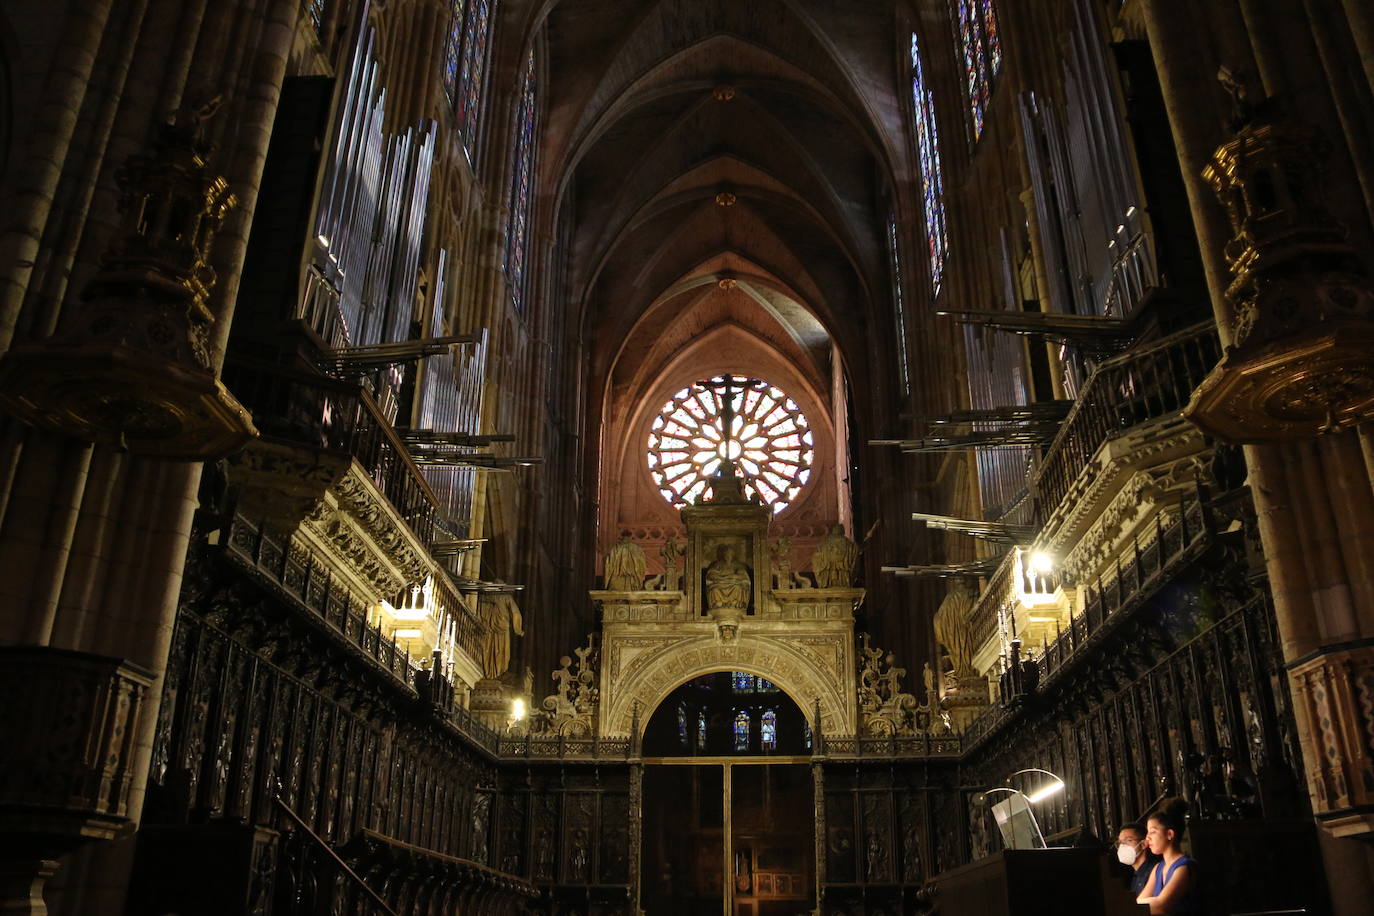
[[1182, 103, 1374, 842], [0, 647, 155, 914], [1287, 645, 1374, 836]]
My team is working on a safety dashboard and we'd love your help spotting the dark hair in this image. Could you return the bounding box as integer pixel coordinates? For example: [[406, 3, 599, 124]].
[[1117, 821, 1145, 838], [1148, 798, 1189, 838]]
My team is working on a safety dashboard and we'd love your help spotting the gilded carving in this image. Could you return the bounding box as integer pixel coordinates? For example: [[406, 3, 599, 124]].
[[1186, 105, 1374, 440], [0, 98, 256, 458]]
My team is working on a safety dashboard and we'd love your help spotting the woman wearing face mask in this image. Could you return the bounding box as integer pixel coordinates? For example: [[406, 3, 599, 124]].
[[1136, 800, 1199, 915], [1114, 822, 1157, 895]]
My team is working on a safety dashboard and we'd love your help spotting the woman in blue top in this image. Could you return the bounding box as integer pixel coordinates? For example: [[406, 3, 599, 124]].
[[1136, 801, 1199, 915]]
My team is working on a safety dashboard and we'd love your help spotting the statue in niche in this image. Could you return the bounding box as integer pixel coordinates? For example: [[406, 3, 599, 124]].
[[478, 587, 523, 679], [660, 537, 683, 591], [705, 544, 751, 612], [865, 827, 888, 881], [770, 536, 801, 589], [604, 532, 647, 591], [812, 525, 859, 587], [570, 828, 590, 882]]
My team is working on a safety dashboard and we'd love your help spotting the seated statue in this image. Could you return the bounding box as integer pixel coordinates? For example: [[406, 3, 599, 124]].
[[705, 544, 751, 612]]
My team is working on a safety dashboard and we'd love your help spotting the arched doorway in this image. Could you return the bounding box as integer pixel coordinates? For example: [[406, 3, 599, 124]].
[[640, 673, 816, 916]]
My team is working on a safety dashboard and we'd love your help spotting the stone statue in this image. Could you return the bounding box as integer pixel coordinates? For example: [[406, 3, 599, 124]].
[[770, 536, 799, 589], [478, 588, 523, 679], [604, 532, 646, 591], [660, 537, 684, 591], [812, 525, 859, 587], [705, 544, 751, 612]]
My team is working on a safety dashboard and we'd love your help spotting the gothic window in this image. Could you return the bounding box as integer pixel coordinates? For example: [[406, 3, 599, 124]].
[[678, 704, 688, 746], [888, 215, 911, 391], [307, 0, 327, 36], [442, 0, 495, 156], [803, 721, 813, 751], [757, 677, 777, 693], [910, 34, 949, 295], [504, 49, 537, 314], [952, 0, 1002, 140], [733, 710, 751, 752], [733, 672, 755, 693], [697, 710, 708, 749], [646, 375, 815, 514], [760, 709, 777, 750]]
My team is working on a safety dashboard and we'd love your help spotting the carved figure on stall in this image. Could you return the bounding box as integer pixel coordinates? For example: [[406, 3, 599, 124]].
[[604, 532, 647, 591], [570, 828, 590, 881], [705, 544, 752, 611], [812, 525, 859, 587], [478, 587, 523, 679], [770, 536, 801, 589], [660, 537, 684, 591]]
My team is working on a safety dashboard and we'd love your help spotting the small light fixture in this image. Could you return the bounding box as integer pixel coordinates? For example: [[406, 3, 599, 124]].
[[1013, 767, 1066, 803], [979, 768, 1066, 849], [511, 698, 526, 721], [1029, 551, 1055, 575]]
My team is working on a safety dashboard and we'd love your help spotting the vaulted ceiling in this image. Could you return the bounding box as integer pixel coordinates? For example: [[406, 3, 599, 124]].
[[523, 0, 917, 522]]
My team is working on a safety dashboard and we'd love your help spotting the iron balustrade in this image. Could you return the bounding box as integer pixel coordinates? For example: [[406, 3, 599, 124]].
[[1037, 497, 1211, 685], [1032, 323, 1221, 521], [223, 358, 438, 545], [227, 514, 422, 684], [961, 495, 1214, 750]]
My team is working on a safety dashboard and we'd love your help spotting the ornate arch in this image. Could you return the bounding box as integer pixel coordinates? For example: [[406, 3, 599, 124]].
[[599, 631, 856, 739]]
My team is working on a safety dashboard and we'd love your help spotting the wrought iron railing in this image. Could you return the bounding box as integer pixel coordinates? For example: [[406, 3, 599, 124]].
[[1032, 322, 1220, 520], [960, 494, 1214, 751], [223, 358, 438, 544], [1038, 496, 1211, 684], [817, 734, 962, 759], [226, 514, 423, 684]]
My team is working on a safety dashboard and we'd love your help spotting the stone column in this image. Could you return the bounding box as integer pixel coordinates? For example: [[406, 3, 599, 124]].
[[1142, 0, 1374, 909]]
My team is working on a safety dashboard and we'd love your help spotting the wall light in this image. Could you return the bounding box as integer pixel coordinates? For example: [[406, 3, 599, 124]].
[[511, 698, 526, 721], [1029, 552, 1055, 575]]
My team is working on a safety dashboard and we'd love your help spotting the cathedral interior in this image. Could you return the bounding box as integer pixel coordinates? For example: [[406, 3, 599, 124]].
[[3, 0, 1374, 914]]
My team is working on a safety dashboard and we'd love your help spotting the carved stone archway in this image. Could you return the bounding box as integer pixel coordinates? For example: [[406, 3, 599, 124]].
[[599, 629, 856, 739]]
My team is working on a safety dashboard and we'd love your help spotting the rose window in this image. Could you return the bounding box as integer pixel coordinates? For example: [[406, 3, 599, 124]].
[[646, 375, 814, 514]]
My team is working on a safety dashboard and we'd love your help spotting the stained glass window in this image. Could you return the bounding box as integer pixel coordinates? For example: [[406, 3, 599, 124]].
[[646, 375, 814, 514], [697, 710, 707, 749], [733, 672, 754, 693], [442, 0, 494, 156], [308, 0, 328, 36], [678, 704, 688, 746], [442, 0, 467, 105], [733, 710, 751, 752], [505, 49, 537, 314], [757, 678, 778, 693], [953, 0, 1002, 140], [910, 34, 949, 296], [804, 721, 812, 751], [760, 710, 777, 750], [888, 215, 911, 391]]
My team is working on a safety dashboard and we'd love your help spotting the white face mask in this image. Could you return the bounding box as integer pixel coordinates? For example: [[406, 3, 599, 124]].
[[1117, 843, 1140, 866]]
